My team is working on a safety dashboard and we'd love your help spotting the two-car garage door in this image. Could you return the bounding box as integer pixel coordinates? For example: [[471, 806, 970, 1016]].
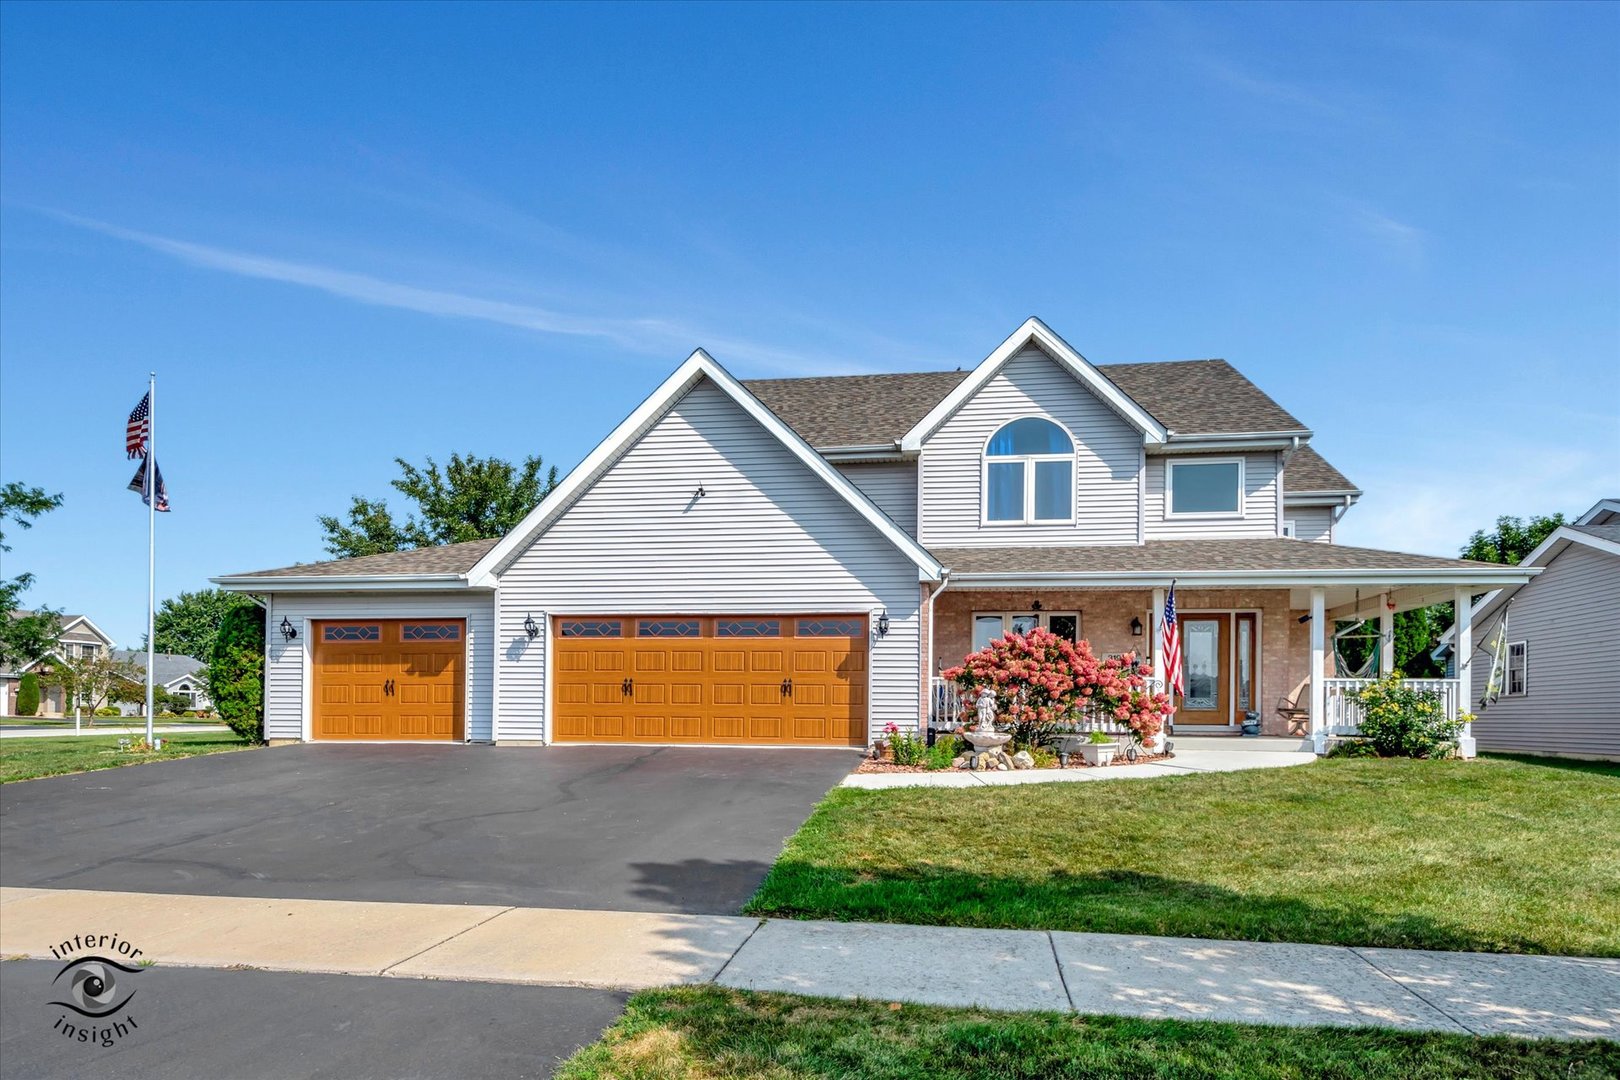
[[554, 615, 868, 746]]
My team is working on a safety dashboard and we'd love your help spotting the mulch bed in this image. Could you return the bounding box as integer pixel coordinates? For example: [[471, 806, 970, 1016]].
[[854, 751, 1174, 775]]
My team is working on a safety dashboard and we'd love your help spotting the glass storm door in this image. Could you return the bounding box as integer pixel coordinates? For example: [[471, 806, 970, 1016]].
[[1177, 614, 1231, 726]]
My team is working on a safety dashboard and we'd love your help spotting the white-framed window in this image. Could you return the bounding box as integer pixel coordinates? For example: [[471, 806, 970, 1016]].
[[1506, 641, 1528, 696], [971, 611, 1081, 651], [1282, 520, 1297, 538], [983, 417, 1075, 524], [1166, 457, 1244, 516]]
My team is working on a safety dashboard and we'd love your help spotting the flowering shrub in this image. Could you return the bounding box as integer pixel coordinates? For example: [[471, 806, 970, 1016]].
[[1352, 674, 1462, 758], [942, 627, 1172, 749], [882, 721, 927, 766]]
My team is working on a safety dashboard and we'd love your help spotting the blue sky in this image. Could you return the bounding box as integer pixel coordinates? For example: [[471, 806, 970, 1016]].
[[2, 1, 1616, 645]]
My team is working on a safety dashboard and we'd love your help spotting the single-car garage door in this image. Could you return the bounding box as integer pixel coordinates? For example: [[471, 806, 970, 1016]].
[[313, 619, 465, 740], [554, 615, 867, 745]]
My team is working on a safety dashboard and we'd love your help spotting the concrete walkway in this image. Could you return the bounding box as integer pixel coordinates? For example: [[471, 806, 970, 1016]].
[[3, 886, 1612, 1040], [0, 723, 229, 739], [843, 747, 1317, 789]]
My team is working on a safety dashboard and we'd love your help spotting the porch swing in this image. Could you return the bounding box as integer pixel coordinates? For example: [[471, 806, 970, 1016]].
[[1332, 590, 1385, 679]]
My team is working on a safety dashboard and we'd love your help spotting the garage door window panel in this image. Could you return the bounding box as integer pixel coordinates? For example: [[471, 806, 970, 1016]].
[[562, 620, 623, 638], [324, 624, 381, 642], [717, 619, 781, 637], [638, 619, 701, 637]]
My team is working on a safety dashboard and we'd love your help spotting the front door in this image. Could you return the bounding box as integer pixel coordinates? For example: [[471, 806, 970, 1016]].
[[1177, 613, 1230, 727]]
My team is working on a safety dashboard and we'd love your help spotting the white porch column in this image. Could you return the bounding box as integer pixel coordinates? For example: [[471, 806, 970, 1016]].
[[1150, 587, 1165, 674], [1309, 587, 1326, 755], [1380, 593, 1396, 675], [1453, 586, 1476, 759]]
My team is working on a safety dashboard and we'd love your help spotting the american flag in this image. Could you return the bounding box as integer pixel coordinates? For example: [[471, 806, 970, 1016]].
[[126, 393, 151, 459], [1160, 583, 1183, 711], [127, 456, 170, 512]]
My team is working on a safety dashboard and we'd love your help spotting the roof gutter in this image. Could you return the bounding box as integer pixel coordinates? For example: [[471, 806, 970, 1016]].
[[211, 574, 482, 593], [947, 566, 1540, 590]]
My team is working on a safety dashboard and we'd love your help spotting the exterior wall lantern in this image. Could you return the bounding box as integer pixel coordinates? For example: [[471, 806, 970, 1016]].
[[279, 616, 298, 642], [523, 614, 540, 639], [1130, 616, 1143, 637], [875, 610, 890, 637]]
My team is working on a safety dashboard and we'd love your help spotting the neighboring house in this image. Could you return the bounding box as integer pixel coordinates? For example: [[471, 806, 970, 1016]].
[[2, 613, 117, 716], [111, 650, 213, 715], [214, 319, 1534, 754], [1438, 499, 1619, 761]]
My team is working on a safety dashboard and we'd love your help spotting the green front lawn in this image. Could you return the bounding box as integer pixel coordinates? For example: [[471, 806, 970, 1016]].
[[557, 986, 1618, 1080], [747, 756, 1620, 956], [0, 731, 253, 783]]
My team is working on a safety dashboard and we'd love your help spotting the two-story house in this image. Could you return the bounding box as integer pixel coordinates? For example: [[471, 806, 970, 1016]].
[[2, 612, 117, 716], [215, 320, 1534, 754]]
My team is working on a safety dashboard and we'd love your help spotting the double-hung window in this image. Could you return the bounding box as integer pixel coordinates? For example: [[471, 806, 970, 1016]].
[[984, 417, 1074, 524], [1506, 641, 1528, 696]]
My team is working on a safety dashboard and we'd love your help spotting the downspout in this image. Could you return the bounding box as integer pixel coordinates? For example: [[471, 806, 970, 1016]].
[[924, 568, 953, 727]]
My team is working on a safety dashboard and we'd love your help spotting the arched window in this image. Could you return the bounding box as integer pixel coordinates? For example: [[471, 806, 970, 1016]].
[[984, 417, 1074, 523]]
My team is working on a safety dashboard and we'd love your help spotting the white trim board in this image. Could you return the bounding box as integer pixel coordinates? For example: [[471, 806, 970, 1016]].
[[466, 349, 944, 585], [900, 318, 1169, 451]]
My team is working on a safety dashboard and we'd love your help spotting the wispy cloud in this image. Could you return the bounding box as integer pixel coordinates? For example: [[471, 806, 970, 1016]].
[[44, 211, 873, 376], [1348, 202, 1427, 264]]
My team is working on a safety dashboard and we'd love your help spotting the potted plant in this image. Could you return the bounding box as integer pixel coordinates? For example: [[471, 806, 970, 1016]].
[[1080, 729, 1117, 766]]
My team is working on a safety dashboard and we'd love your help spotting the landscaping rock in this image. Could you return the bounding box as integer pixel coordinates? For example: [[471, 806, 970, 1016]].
[[952, 754, 971, 769], [998, 762, 1010, 771], [1012, 751, 1035, 770]]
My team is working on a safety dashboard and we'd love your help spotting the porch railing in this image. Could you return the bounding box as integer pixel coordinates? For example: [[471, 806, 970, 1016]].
[[928, 677, 1164, 737], [1321, 677, 1465, 737]]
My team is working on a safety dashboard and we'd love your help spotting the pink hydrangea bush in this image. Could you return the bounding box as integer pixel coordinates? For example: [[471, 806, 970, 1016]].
[[942, 627, 1172, 747]]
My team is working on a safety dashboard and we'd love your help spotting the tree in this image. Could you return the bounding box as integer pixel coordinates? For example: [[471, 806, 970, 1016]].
[[154, 588, 256, 661], [16, 673, 40, 716], [0, 481, 65, 670], [1461, 514, 1566, 565], [318, 453, 558, 559], [210, 605, 266, 743], [40, 653, 145, 714]]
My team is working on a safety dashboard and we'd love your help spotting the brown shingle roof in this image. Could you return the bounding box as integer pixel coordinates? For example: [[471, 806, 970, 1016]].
[[744, 370, 970, 449], [933, 539, 1505, 576], [1284, 445, 1359, 494], [221, 538, 499, 579], [745, 358, 1309, 447], [1098, 359, 1307, 436]]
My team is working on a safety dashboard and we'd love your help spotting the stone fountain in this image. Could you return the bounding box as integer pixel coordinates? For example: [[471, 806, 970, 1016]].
[[962, 687, 1012, 769]]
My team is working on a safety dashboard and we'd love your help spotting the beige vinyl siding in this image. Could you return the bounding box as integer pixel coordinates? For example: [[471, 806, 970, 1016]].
[[1468, 543, 1619, 759], [835, 461, 918, 537], [1144, 451, 1281, 539], [263, 592, 495, 742], [1287, 506, 1336, 543], [918, 345, 1143, 547], [496, 378, 922, 743]]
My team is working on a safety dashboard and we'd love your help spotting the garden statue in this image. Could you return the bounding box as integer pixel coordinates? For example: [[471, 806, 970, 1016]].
[[974, 687, 997, 731]]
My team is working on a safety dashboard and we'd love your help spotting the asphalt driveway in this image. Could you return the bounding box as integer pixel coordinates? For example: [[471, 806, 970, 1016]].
[[0, 743, 859, 913]]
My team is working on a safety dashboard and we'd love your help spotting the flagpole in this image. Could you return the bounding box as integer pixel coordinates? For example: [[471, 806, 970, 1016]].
[[145, 372, 156, 749]]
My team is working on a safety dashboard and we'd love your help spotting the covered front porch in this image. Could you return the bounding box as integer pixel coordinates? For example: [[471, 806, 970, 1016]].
[[922, 540, 1539, 755]]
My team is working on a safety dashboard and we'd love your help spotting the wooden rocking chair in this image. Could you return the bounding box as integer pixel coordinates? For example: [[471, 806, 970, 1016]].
[[1276, 677, 1311, 737]]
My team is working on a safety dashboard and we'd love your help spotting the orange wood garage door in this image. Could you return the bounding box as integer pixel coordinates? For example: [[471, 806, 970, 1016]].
[[313, 620, 465, 741], [553, 615, 867, 745]]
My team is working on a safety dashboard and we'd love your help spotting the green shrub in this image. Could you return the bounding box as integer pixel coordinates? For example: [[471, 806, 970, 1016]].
[[210, 606, 265, 744], [923, 735, 962, 771], [16, 672, 40, 716], [884, 725, 927, 766], [1326, 738, 1381, 758], [94, 706, 121, 717], [1353, 674, 1462, 758]]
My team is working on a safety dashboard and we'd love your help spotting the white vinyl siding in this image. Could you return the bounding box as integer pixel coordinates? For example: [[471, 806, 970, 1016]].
[[918, 345, 1143, 546], [1144, 452, 1280, 539], [262, 592, 495, 742], [835, 461, 919, 537], [1468, 543, 1620, 759], [1287, 506, 1336, 543], [496, 378, 922, 743]]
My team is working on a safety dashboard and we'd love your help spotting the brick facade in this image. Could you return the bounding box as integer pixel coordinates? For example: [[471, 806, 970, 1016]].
[[928, 586, 1309, 736]]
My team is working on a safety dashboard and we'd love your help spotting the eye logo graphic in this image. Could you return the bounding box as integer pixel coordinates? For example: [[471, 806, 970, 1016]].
[[51, 957, 141, 1018]]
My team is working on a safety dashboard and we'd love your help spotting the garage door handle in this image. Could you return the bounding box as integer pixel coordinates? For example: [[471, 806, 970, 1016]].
[[780, 678, 793, 698], [621, 678, 633, 696]]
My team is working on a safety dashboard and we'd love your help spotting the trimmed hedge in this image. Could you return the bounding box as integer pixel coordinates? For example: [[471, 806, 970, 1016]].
[[210, 606, 265, 744], [16, 672, 40, 716]]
